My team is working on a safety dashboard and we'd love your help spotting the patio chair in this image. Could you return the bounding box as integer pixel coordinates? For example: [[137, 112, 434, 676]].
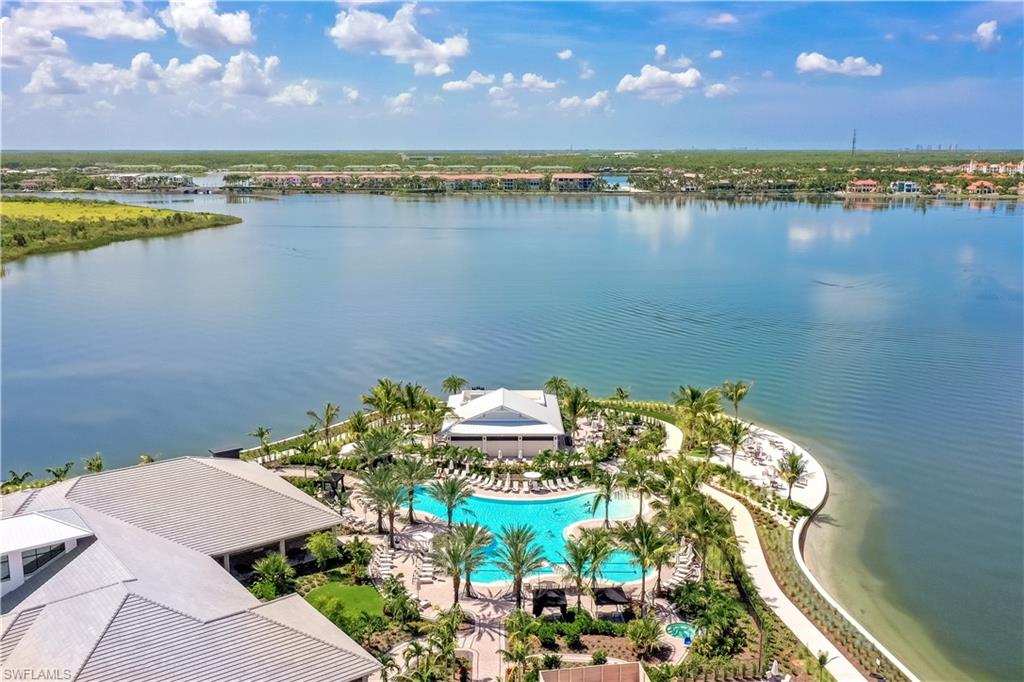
[[512, 481, 521, 493], [571, 475, 581, 487]]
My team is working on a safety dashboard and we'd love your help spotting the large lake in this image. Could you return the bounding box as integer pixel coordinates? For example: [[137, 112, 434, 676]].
[[3, 193, 1021, 680]]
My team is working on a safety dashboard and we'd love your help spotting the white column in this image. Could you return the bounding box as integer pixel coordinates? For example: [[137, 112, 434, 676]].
[[222, 554, 231, 571], [518, 436, 523, 457], [279, 539, 286, 555]]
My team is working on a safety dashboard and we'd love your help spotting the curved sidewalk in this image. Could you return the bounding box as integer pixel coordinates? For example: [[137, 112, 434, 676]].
[[702, 485, 866, 681]]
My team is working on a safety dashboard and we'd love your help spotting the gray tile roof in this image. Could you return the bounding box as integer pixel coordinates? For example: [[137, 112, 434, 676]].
[[65, 457, 342, 555]]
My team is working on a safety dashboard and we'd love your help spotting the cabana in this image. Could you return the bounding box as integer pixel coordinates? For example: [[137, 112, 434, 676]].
[[594, 586, 630, 618], [532, 587, 568, 618]]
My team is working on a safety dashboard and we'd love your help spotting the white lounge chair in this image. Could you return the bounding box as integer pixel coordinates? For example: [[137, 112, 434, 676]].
[[512, 481, 521, 493], [571, 475, 581, 487]]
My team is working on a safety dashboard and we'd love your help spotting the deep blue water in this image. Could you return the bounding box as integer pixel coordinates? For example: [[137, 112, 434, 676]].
[[2, 193, 1021, 679]]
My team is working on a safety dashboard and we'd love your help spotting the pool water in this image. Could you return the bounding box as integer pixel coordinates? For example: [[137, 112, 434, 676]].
[[412, 490, 643, 583], [666, 622, 696, 640]]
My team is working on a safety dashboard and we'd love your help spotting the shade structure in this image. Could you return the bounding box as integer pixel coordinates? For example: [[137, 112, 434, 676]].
[[532, 587, 568, 617], [593, 586, 629, 606]]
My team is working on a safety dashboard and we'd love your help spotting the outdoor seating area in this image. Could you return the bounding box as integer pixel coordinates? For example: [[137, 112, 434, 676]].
[[715, 431, 811, 495], [666, 543, 701, 589], [370, 544, 396, 579], [572, 414, 608, 449], [439, 465, 584, 494]]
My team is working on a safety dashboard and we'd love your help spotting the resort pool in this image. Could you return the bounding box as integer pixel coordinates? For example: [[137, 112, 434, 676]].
[[666, 622, 697, 641], [411, 490, 643, 583]]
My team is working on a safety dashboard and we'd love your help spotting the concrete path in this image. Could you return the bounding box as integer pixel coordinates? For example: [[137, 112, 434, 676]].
[[702, 485, 866, 681]]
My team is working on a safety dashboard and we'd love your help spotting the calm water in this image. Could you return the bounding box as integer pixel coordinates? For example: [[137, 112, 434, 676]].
[[411, 490, 642, 583], [2, 193, 1021, 680]]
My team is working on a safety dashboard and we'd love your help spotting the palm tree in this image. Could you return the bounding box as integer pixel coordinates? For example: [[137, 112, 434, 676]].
[[589, 472, 622, 527], [138, 454, 155, 464], [346, 410, 370, 440], [432, 530, 468, 606], [650, 541, 677, 596], [494, 525, 547, 610], [358, 466, 402, 539], [719, 380, 751, 419], [249, 425, 272, 458], [353, 426, 403, 469], [306, 402, 340, 445], [561, 385, 592, 444], [684, 496, 735, 582], [362, 378, 403, 426], [377, 653, 399, 682], [292, 435, 316, 479], [544, 376, 570, 397], [613, 518, 669, 613], [722, 419, 750, 470], [455, 522, 493, 598], [83, 453, 103, 473], [427, 477, 474, 526], [5, 470, 32, 486], [394, 457, 434, 524], [671, 385, 722, 450], [612, 386, 630, 401], [442, 375, 468, 395], [581, 528, 614, 590], [775, 450, 808, 502], [400, 383, 429, 432], [498, 639, 533, 682], [45, 462, 74, 481], [417, 395, 452, 447], [812, 650, 835, 682], [622, 449, 661, 518], [560, 537, 590, 609], [695, 412, 725, 461]]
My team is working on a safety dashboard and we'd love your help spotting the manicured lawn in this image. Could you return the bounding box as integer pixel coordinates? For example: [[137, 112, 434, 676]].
[[305, 582, 384, 617]]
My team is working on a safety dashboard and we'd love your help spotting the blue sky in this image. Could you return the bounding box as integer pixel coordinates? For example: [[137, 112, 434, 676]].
[[2, 1, 1021, 149]]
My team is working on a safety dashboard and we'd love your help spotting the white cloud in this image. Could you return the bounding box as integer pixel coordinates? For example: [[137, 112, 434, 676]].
[[654, 44, 692, 68], [8, 1, 165, 40], [579, 61, 594, 80], [708, 49, 724, 59], [23, 51, 228, 96], [94, 99, 115, 112], [342, 86, 361, 103], [704, 82, 736, 98], [616, 64, 702, 102], [654, 44, 668, 59], [386, 90, 414, 114], [269, 80, 320, 106], [158, 0, 254, 49], [795, 51, 883, 77], [441, 69, 494, 91], [221, 51, 279, 96], [487, 85, 517, 111], [558, 89, 609, 113], [974, 20, 1000, 50], [0, 18, 68, 68], [706, 13, 738, 26], [557, 48, 573, 60], [328, 3, 469, 76], [132, 52, 224, 92], [499, 72, 560, 91]]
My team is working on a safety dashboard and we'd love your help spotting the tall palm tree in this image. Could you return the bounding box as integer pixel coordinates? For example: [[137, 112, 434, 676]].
[[5, 470, 32, 486], [581, 528, 614, 590], [417, 395, 452, 447], [544, 376, 570, 398], [684, 496, 734, 582], [293, 435, 316, 479], [442, 375, 468, 395], [400, 383, 429, 432], [650, 541, 677, 596], [722, 419, 750, 470], [432, 531, 468, 606], [362, 378, 403, 427], [346, 410, 370, 440], [775, 450, 808, 502], [612, 386, 630, 401], [83, 453, 104, 473], [455, 522, 493, 598], [427, 477, 474, 526], [561, 385, 592, 443], [622, 449, 662, 519], [560, 537, 590, 609], [138, 454, 155, 464], [249, 425, 272, 458], [719, 380, 751, 419], [613, 517, 669, 613], [377, 653, 399, 682], [45, 462, 74, 481], [353, 426, 403, 469], [494, 525, 547, 610], [695, 412, 724, 461], [307, 402, 340, 445], [498, 639, 532, 682], [394, 457, 435, 523], [358, 465, 402, 539], [589, 472, 622, 527], [671, 385, 722, 450]]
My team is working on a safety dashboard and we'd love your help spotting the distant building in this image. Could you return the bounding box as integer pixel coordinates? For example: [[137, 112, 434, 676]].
[[889, 180, 919, 193], [966, 180, 996, 194], [541, 662, 650, 682], [501, 173, 545, 190], [931, 183, 950, 196], [440, 388, 566, 457], [846, 179, 880, 193], [551, 173, 596, 191]]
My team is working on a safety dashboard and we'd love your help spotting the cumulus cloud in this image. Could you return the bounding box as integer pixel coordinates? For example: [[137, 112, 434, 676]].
[[386, 90, 414, 114], [221, 51, 279, 96], [499, 72, 560, 91], [654, 44, 668, 59], [557, 48, 573, 60], [0, 18, 68, 68], [487, 85, 517, 111], [706, 13, 738, 26], [158, 0, 254, 49], [269, 80, 320, 106], [441, 70, 494, 91], [579, 61, 594, 80], [704, 82, 736, 98], [24, 58, 137, 95], [795, 52, 883, 77], [558, 90, 609, 112], [132, 52, 224, 92], [616, 64, 702, 102], [708, 49, 723, 59], [973, 20, 1000, 49], [654, 44, 692, 68], [328, 3, 468, 76], [342, 86, 361, 103], [7, 1, 165, 40]]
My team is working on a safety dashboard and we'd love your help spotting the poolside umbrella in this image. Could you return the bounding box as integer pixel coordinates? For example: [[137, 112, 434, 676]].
[[531, 587, 567, 617], [593, 586, 629, 606]]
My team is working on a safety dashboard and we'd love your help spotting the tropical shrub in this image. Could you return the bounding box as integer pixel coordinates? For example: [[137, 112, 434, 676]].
[[626, 618, 662, 657], [249, 580, 277, 600], [540, 654, 563, 670], [305, 531, 342, 569], [590, 649, 609, 665], [253, 552, 295, 594]]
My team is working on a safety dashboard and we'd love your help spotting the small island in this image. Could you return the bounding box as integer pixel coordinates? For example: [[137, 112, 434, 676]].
[[0, 196, 241, 263]]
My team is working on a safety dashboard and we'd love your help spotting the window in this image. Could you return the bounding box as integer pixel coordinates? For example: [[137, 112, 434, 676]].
[[1, 555, 8, 581], [21, 543, 64, 575]]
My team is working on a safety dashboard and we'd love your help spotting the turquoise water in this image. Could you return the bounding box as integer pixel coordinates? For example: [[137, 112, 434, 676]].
[[412, 490, 643, 583], [2, 193, 1021, 679], [665, 622, 696, 640]]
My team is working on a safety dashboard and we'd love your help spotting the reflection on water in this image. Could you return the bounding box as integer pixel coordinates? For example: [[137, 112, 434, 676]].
[[2, 193, 1022, 680]]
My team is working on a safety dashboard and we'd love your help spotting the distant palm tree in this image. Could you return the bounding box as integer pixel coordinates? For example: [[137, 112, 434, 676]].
[[775, 450, 808, 502], [719, 380, 751, 419], [306, 402, 340, 445], [417, 395, 452, 447], [292, 436, 316, 479], [432, 530, 468, 606], [581, 528, 614, 590], [612, 386, 630, 401], [455, 522, 493, 598], [722, 419, 750, 470], [83, 453, 103, 473], [494, 525, 547, 610], [561, 385, 592, 443], [427, 477, 474, 526], [623, 449, 662, 518], [613, 518, 670, 613], [442, 375, 468, 395], [249, 425, 272, 458], [358, 465, 402, 538], [394, 457, 434, 523], [353, 426, 403, 469], [695, 412, 725, 461], [671, 385, 723, 450], [401, 383, 429, 432], [5, 470, 32, 486], [544, 376, 570, 397], [362, 378, 403, 426], [138, 454, 155, 464], [346, 410, 371, 439], [45, 462, 74, 481], [560, 537, 591, 609], [589, 472, 622, 527]]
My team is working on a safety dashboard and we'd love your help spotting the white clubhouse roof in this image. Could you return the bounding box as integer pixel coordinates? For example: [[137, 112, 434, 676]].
[[441, 387, 565, 437], [0, 510, 93, 554]]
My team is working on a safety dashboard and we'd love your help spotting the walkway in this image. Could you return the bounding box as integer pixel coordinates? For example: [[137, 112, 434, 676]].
[[702, 485, 865, 681]]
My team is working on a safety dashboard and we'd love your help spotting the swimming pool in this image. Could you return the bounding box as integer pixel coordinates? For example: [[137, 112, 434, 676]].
[[411, 490, 643, 583], [665, 622, 697, 641]]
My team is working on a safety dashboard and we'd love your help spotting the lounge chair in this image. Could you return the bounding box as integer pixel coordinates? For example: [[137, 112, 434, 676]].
[[512, 481, 521, 493], [543, 480, 555, 492], [571, 475, 581, 487]]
